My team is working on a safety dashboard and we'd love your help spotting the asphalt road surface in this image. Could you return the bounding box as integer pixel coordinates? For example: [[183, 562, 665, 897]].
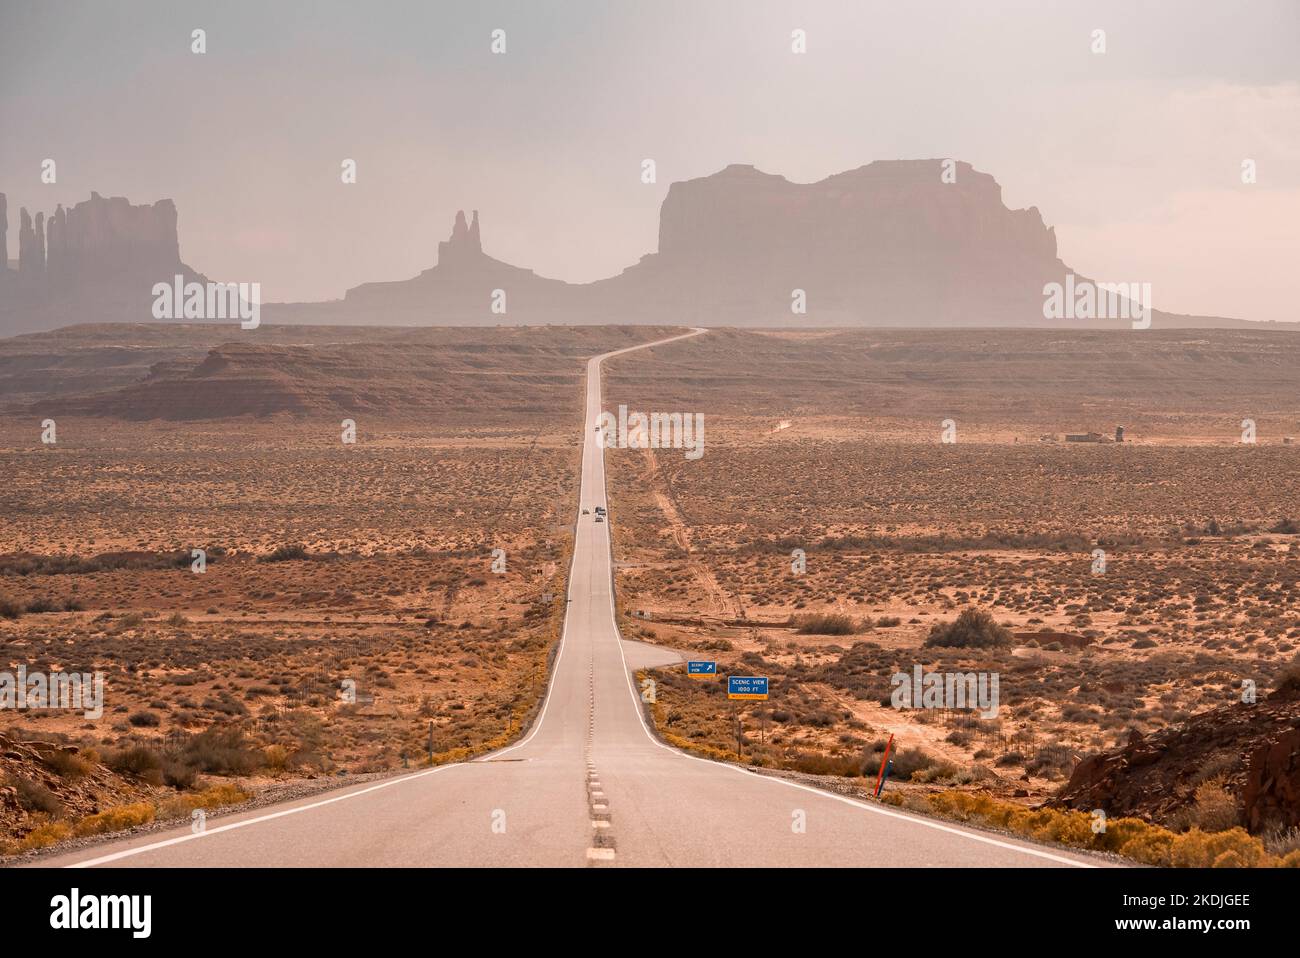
[[40, 329, 1104, 868]]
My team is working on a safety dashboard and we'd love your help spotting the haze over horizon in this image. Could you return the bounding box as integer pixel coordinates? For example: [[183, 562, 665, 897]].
[[2, 0, 1298, 322], [4, 0, 1300, 905]]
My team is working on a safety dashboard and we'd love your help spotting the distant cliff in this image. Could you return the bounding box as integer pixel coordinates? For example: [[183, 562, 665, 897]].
[[592, 160, 1070, 326], [290, 160, 1247, 329], [2, 163, 1262, 334], [331, 207, 579, 323], [0, 192, 205, 334]]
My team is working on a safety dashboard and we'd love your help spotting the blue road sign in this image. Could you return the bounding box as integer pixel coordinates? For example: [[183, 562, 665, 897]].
[[727, 676, 769, 700], [687, 661, 717, 678]]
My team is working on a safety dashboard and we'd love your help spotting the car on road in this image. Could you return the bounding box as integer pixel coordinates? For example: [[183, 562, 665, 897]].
[[594, 515, 604, 522]]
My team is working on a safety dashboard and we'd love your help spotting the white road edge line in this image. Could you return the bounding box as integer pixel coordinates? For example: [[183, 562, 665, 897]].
[[610, 589, 1097, 868], [67, 762, 463, 868], [61, 328, 701, 869], [63, 325, 1084, 870], [594, 336, 1100, 870]]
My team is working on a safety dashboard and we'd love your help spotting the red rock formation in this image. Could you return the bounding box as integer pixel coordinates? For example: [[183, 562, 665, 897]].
[[0, 192, 205, 334], [0, 731, 153, 841], [40, 333, 609, 422], [4, 165, 1256, 333], [436, 208, 485, 267], [46, 204, 67, 288], [326, 161, 1241, 329], [17, 208, 42, 289], [1014, 631, 1093, 650], [340, 209, 574, 322], [34, 212, 46, 283], [1244, 727, 1300, 831], [6, 192, 189, 299], [618, 160, 1068, 326], [468, 209, 481, 249], [1052, 691, 1300, 833], [57, 192, 185, 288]]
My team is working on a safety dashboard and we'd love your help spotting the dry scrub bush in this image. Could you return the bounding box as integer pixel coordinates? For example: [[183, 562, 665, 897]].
[[157, 783, 250, 819], [72, 803, 156, 837], [8, 775, 62, 815], [263, 744, 291, 772], [43, 750, 93, 782], [924, 608, 1012, 649], [1170, 828, 1270, 868], [3, 786, 253, 858], [1170, 782, 1240, 833], [14, 820, 72, 851], [891, 791, 1282, 867]]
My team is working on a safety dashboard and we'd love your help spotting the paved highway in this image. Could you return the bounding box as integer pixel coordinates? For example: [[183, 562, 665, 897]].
[[40, 329, 1103, 868]]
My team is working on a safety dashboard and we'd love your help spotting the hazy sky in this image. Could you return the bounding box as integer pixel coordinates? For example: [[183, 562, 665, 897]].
[[2, 0, 1297, 321]]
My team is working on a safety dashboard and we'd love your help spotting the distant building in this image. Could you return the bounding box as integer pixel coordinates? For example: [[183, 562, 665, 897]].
[[1065, 432, 1106, 443], [1115, 425, 1125, 443]]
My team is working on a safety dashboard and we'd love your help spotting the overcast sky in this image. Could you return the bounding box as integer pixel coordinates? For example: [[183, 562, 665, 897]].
[[1, 0, 1297, 321]]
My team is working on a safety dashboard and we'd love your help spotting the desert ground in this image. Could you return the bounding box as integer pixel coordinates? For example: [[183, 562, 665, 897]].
[[601, 328, 1300, 848], [0, 323, 673, 850], [2, 323, 1298, 861]]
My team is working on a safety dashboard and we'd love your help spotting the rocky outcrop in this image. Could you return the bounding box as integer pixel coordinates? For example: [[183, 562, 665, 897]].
[[655, 161, 1057, 267], [4, 193, 190, 297], [1052, 691, 1300, 833], [603, 161, 1074, 326], [34, 212, 46, 282], [14, 207, 50, 288], [1013, 630, 1094, 650], [337, 208, 575, 322], [0, 192, 205, 334], [17, 208, 42, 289], [39, 332, 613, 422], [46, 205, 66, 288], [331, 163, 1078, 326], [3, 163, 1257, 334], [51, 192, 185, 289], [319, 161, 1246, 330], [0, 731, 152, 842], [435, 208, 484, 268], [1244, 726, 1300, 831]]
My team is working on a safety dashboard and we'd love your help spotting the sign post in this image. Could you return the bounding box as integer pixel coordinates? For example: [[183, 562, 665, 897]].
[[873, 733, 895, 798], [727, 676, 768, 761], [732, 702, 742, 758]]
